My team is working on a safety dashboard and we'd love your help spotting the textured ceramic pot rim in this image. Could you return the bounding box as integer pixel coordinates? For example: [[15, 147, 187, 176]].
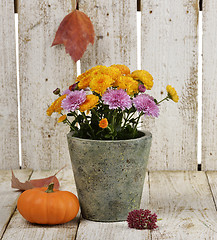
[[67, 130, 152, 143]]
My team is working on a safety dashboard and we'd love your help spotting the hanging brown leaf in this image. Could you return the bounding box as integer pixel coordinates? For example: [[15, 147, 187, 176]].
[[11, 167, 66, 191], [52, 10, 95, 62]]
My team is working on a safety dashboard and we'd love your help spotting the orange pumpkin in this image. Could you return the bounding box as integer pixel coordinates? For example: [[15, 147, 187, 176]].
[[17, 183, 79, 225]]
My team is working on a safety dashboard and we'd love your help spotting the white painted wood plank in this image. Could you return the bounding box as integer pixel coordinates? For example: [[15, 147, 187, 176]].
[[141, 1, 198, 170], [149, 171, 215, 210], [206, 171, 217, 207], [152, 210, 217, 239], [2, 169, 80, 240], [76, 173, 151, 240], [18, 0, 77, 170], [202, 0, 217, 170], [0, 169, 32, 239], [149, 171, 217, 239], [0, 0, 19, 169], [79, 0, 137, 72], [76, 220, 151, 240]]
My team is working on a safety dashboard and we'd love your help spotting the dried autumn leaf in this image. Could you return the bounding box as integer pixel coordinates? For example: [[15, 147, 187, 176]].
[[52, 10, 95, 62], [11, 168, 65, 191], [11, 171, 33, 191]]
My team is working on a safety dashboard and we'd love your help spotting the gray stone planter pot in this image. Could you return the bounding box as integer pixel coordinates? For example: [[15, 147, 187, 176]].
[[67, 131, 152, 222]]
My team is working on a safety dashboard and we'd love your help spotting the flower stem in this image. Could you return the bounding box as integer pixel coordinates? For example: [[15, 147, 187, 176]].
[[60, 113, 76, 131], [123, 111, 135, 128], [157, 96, 169, 105], [133, 112, 143, 137], [91, 108, 100, 118], [81, 112, 95, 138]]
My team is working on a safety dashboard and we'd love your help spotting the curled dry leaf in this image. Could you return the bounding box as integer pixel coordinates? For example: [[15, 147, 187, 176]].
[[52, 10, 95, 62], [11, 168, 65, 191]]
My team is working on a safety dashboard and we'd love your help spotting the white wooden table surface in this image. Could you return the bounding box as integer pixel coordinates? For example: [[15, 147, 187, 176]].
[[1, 169, 217, 240]]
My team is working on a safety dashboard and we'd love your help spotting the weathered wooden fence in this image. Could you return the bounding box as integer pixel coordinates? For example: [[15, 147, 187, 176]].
[[0, 0, 216, 171]]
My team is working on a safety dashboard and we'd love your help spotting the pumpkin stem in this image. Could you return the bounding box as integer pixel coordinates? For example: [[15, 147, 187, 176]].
[[45, 183, 54, 193]]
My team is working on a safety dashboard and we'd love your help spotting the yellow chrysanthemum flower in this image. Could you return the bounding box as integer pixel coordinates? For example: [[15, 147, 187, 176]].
[[89, 74, 114, 95], [78, 65, 122, 90], [79, 94, 99, 112], [46, 94, 67, 116], [77, 65, 104, 89], [110, 64, 131, 75], [58, 114, 67, 123], [116, 76, 139, 95], [131, 70, 154, 90], [99, 118, 108, 129], [92, 66, 122, 86], [166, 85, 179, 103]]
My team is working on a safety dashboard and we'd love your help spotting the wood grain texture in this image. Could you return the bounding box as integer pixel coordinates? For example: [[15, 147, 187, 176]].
[[2, 169, 80, 240], [18, 0, 77, 170], [141, 0, 198, 170], [0, 0, 19, 169], [0, 169, 32, 239], [76, 173, 151, 240], [2, 171, 217, 239], [149, 171, 217, 239], [202, 0, 217, 170], [79, 0, 137, 72], [206, 171, 217, 207]]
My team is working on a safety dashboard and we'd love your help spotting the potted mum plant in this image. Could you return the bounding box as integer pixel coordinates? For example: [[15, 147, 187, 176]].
[[47, 64, 178, 222]]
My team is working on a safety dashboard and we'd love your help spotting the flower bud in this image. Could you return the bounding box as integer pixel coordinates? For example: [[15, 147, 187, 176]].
[[138, 84, 146, 93], [69, 83, 78, 91], [53, 88, 60, 95]]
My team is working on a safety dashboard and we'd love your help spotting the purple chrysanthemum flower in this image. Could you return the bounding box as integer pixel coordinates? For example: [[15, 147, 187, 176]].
[[61, 90, 86, 111], [127, 209, 158, 230], [133, 94, 159, 117], [102, 89, 132, 110]]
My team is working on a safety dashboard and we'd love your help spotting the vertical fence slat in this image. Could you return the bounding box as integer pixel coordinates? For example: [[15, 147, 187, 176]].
[[0, 1, 19, 169], [202, 0, 217, 170], [19, 0, 77, 170], [79, 0, 137, 72], [141, 0, 198, 170]]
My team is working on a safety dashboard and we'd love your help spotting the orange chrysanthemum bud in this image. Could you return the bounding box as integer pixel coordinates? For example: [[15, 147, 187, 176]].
[[99, 118, 108, 129], [58, 115, 67, 123]]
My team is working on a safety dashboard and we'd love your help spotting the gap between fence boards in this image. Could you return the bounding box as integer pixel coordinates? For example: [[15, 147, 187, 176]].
[[199, 0, 203, 11], [14, 0, 18, 13]]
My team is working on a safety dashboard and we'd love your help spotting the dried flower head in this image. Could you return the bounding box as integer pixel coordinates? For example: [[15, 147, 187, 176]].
[[127, 209, 158, 230]]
